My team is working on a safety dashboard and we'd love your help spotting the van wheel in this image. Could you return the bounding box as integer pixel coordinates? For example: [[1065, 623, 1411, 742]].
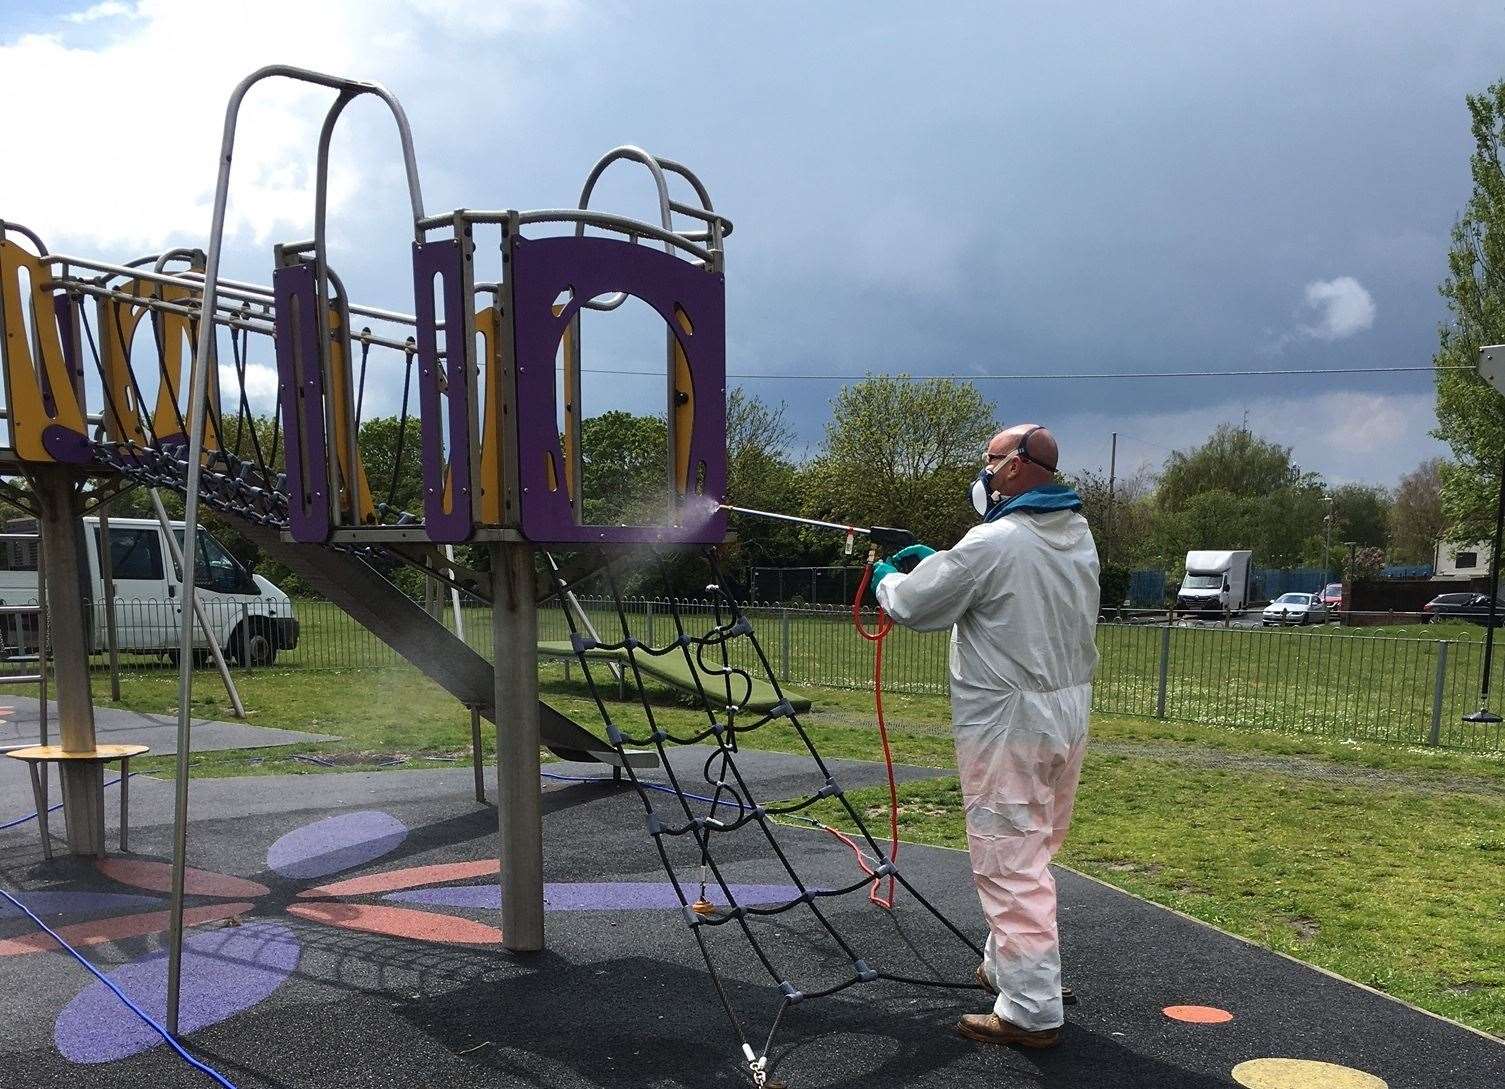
[[231, 620, 277, 667]]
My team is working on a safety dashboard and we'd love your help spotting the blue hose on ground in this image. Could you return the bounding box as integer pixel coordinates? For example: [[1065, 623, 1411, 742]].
[[0, 775, 131, 832], [0, 887, 238, 1089]]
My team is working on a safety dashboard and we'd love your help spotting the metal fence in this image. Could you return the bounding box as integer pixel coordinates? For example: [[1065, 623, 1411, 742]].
[[4, 597, 1503, 754]]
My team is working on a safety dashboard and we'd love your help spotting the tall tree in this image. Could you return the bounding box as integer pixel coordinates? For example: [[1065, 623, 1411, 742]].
[[1389, 457, 1448, 564], [1069, 464, 1155, 567], [803, 374, 997, 548], [1150, 422, 1327, 566], [722, 391, 832, 577], [1433, 80, 1505, 543], [1328, 483, 1392, 550], [1156, 422, 1313, 511]]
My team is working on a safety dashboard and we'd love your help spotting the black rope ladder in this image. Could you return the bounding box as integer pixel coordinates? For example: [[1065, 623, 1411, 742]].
[[543, 548, 985, 1086]]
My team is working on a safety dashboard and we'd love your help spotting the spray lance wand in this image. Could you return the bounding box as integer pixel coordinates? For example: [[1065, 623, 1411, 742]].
[[719, 503, 916, 908], [718, 504, 918, 559]]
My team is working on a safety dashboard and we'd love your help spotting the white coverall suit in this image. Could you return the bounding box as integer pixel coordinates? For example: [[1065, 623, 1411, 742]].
[[877, 507, 1099, 1030]]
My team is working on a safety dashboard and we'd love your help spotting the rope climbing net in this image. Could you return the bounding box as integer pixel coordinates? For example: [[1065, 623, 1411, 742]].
[[544, 548, 985, 1086]]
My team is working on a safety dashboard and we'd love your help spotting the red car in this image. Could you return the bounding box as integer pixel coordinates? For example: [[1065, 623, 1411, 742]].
[[1319, 582, 1343, 609]]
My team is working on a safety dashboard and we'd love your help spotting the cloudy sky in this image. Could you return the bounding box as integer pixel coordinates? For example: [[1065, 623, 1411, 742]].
[[3, 0, 1502, 487]]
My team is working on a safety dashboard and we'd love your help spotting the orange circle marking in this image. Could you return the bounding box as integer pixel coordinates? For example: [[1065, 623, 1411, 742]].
[[1163, 1004, 1234, 1023]]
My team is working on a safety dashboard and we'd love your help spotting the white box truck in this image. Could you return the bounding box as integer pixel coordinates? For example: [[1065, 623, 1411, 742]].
[[0, 517, 298, 666], [1175, 550, 1253, 615]]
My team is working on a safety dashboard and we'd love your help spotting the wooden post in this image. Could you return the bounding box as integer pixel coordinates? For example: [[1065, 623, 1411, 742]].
[[492, 541, 543, 951], [32, 465, 102, 855]]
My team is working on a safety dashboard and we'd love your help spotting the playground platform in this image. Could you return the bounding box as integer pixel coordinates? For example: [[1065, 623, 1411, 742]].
[[0, 750, 1498, 1088]]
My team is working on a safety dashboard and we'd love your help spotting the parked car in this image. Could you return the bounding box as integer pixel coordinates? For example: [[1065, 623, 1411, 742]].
[[1422, 592, 1505, 627], [1319, 582, 1343, 609], [1262, 592, 1328, 626]]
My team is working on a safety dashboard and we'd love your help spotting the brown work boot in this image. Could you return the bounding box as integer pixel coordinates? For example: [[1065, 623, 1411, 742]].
[[957, 1012, 1060, 1049], [975, 964, 1077, 1005]]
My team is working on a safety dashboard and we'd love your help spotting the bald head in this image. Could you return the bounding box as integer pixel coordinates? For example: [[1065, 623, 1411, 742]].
[[984, 424, 1059, 498]]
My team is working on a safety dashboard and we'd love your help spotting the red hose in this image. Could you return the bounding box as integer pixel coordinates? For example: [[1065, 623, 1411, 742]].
[[838, 559, 901, 909]]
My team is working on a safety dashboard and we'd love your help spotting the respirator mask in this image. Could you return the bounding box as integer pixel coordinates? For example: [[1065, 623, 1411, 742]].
[[970, 466, 1000, 517]]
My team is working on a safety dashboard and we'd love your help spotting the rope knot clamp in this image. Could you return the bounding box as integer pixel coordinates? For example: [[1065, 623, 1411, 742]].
[[676, 633, 694, 648], [570, 632, 597, 653], [769, 699, 795, 719], [646, 812, 664, 836], [815, 778, 841, 799], [874, 860, 896, 877], [853, 959, 878, 982], [606, 724, 625, 746], [623, 636, 641, 651], [651, 727, 669, 742], [681, 905, 704, 927], [727, 617, 753, 637], [779, 981, 804, 1003]]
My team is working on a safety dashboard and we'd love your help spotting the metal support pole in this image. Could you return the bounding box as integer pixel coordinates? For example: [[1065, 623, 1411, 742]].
[[97, 502, 121, 701], [1429, 640, 1449, 746], [445, 544, 466, 643], [32, 465, 101, 854], [1464, 448, 1505, 723], [469, 703, 485, 804], [149, 490, 244, 718], [493, 542, 543, 951], [1155, 622, 1172, 719], [780, 607, 791, 679]]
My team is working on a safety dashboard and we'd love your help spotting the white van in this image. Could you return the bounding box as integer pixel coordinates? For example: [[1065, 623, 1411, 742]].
[[0, 517, 298, 666]]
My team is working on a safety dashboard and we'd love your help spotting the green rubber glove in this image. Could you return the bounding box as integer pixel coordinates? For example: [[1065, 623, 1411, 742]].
[[870, 559, 899, 600], [892, 544, 936, 564]]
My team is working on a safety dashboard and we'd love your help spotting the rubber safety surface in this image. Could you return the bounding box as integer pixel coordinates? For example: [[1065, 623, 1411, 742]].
[[0, 751, 1498, 1088]]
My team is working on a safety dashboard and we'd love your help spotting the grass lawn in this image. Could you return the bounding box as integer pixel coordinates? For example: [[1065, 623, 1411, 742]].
[[98, 633, 1505, 1038]]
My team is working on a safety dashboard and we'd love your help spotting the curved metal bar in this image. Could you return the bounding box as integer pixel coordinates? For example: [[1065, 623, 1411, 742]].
[[0, 220, 48, 256], [513, 210, 713, 263], [575, 146, 675, 311], [164, 62, 425, 1037]]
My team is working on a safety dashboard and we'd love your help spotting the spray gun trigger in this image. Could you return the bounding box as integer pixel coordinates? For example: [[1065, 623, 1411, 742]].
[[868, 526, 917, 553]]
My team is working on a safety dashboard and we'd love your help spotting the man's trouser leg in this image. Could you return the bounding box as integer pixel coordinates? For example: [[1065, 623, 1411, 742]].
[[958, 692, 1087, 1031]]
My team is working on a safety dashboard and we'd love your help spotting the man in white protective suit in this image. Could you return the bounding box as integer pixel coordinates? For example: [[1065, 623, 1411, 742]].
[[872, 423, 1099, 1049]]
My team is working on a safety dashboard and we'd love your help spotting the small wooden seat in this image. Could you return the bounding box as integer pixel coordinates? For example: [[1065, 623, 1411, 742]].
[[5, 743, 150, 858]]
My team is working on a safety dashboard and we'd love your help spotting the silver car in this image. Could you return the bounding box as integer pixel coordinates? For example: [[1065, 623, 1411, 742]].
[[1262, 592, 1328, 626]]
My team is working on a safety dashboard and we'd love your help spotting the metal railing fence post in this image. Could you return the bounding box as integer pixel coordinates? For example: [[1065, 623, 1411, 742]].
[[780, 607, 791, 679], [1429, 640, 1449, 746], [1155, 623, 1171, 719]]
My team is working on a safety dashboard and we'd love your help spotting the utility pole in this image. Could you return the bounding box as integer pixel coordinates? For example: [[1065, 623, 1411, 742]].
[[1105, 432, 1117, 564], [1322, 494, 1335, 590]]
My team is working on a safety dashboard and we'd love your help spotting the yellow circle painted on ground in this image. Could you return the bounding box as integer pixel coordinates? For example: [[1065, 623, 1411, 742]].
[[1231, 1058, 1387, 1089]]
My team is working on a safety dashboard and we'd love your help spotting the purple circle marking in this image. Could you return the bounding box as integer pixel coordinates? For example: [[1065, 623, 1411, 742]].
[[0, 891, 161, 921], [54, 921, 300, 1063], [387, 881, 804, 911], [266, 811, 408, 880]]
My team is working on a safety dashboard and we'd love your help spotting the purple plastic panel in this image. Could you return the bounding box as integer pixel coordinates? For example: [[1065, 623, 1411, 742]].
[[272, 263, 331, 543], [510, 234, 727, 544], [411, 239, 473, 543]]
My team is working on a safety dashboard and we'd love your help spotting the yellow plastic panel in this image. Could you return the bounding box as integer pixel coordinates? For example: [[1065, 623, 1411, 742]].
[[325, 310, 376, 524], [476, 305, 503, 524], [0, 240, 88, 461]]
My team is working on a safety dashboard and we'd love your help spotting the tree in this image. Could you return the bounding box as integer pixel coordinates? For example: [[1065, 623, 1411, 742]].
[[1156, 423, 1313, 511], [1149, 423, 1327, 567], [802, 374, 997, 548], [1389, 457, 1447, 564], [721, 391, 834, 581], [1329, 483, 1392, 550], [1069, 464, 1155, 567], [1433, 80, 1505, 543]]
